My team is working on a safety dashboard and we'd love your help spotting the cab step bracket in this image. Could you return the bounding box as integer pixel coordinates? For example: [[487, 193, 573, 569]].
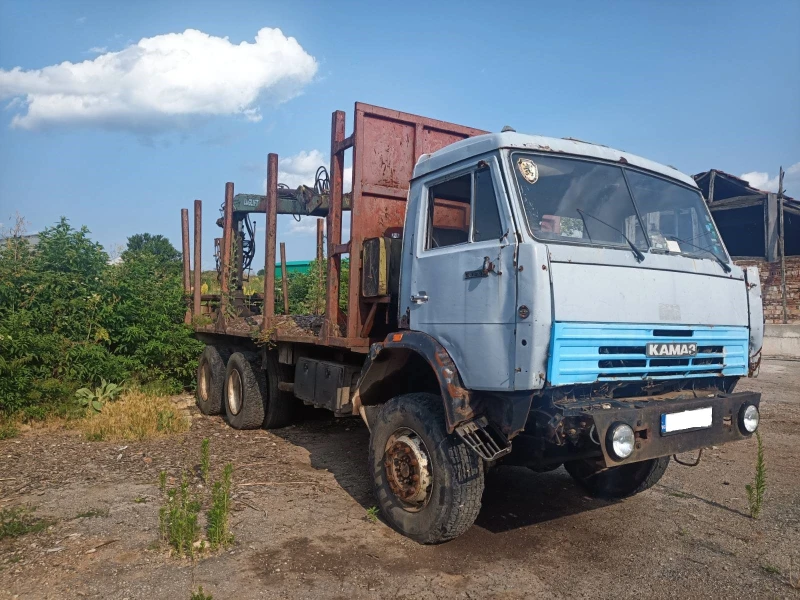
[[455, 416, 511, 461]]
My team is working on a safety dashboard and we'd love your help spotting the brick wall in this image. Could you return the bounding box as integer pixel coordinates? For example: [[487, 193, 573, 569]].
[[734, 257, 800, 324]]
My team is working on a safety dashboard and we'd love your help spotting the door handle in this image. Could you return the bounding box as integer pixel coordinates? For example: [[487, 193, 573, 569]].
[[411, 292, 429, 304], [464, 256, 500, 279]]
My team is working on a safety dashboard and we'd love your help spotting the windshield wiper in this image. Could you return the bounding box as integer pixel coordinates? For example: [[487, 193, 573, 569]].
[[664, 235, 731, 273], [576, 209, 645, 262]]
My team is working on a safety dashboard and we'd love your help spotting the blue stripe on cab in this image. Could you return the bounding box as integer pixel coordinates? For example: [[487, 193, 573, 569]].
[[546, 322, 748, 386]]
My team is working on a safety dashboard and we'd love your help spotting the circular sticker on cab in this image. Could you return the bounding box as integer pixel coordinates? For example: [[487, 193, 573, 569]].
[[517, 158, 539, 184]]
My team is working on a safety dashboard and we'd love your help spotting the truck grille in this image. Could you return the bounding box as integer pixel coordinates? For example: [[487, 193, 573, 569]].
[[547, 323, 748, 386]]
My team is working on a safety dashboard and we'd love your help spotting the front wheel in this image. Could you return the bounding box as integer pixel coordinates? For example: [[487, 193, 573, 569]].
[[564, 456, 670, 499], [368, 393, 484, 544]]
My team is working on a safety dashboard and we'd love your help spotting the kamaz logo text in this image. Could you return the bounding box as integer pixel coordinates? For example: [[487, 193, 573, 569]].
[[646, 342, 698, 357]]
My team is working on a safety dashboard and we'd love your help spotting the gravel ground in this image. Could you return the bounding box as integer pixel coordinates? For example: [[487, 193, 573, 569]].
[[1, 360, 798, 599]]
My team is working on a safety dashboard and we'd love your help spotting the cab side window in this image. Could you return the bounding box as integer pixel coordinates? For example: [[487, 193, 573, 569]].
[[425, 167, 503, 250], [472, 167, 502, 242], [426, 174, 471, 249]]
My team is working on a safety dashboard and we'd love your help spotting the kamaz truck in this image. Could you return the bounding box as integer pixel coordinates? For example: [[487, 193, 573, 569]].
[[180, 103, 763, 544]]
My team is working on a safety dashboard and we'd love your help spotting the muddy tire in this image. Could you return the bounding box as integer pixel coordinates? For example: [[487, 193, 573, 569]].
[[368, 393, 484, 544], [262, 351, 293, 429], [196, 345, 230, 415], [564, 456, 670, 499], [224, 352, 266, 430]]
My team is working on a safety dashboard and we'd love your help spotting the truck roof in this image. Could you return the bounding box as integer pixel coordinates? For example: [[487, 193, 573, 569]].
[[413, 132, 697, 188]]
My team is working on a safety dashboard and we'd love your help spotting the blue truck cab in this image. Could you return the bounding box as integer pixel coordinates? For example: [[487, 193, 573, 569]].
[[358, 131, 764, 541]]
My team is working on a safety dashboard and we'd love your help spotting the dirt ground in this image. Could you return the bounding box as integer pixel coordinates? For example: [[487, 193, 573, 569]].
[[1, 360, 798, 600]]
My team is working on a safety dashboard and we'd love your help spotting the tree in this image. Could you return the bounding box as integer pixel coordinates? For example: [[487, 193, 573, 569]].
[[123, 234, 181, 263]]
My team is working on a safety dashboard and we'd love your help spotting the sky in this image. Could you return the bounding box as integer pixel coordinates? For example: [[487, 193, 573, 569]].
[[1, 0, 798, 267]]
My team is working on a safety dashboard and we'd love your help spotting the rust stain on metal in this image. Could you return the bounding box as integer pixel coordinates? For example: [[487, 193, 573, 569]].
[[433, 347, 473, 422], [749, 347, 762, 377]]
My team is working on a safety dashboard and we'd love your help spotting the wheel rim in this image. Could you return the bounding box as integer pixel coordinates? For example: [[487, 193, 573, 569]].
[[198, 361, 211, 403], [383, 428, 433, 512], [227, 369, 243, 415]]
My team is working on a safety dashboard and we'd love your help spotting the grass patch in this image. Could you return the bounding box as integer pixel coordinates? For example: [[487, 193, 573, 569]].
[[761, 563, 781, 575], [159, 473, 201, 557], [190, 586, 213, 600], [0, 507, 51, 540], [746, 431, 766, 519], [80, 390, 189, 442], [158, 440, 235, 558], [366, 506, 379, 523], [0, 418, 19, 440], [207, 463, 233, 549]]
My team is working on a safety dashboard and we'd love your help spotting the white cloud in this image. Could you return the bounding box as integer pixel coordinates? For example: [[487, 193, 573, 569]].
[[740, 162, 800, 195], [278, 149, 353, 237], [288, 215, 351, 238], [75, 16, 87, 25], [277, 149, 352, 192], [740, 171, 779, 192], [87, 46, 108, 54], [288, 217, 321, 235], [0, 28, 317, 131]]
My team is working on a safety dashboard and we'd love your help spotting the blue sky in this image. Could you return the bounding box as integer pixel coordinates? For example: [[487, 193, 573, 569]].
[[1, 0, 798, 266]]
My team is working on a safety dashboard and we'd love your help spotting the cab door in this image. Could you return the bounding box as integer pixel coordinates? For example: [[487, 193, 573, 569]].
[[408, 155, 518, 391]]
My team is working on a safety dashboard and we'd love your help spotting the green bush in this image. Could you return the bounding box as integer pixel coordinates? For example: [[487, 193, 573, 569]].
[[0, 217, 203, 417]]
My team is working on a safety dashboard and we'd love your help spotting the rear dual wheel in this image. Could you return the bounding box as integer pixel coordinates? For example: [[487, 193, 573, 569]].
[[196, 345, 292, 430], [224, 352, 265, 430], [223, 351, 293, 430], [196, 346, 230, 415]]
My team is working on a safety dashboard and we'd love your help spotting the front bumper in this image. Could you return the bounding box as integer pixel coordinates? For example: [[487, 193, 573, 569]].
[[563, 391, 760, 467]]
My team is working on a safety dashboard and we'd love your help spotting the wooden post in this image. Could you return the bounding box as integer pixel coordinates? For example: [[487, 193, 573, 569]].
[[315, 218, 324, 316], [779, 167, 787, 324], [181, 208, 191, 324], [316, 218, 324, 264], [280, 242, 289, 314], [325, 111, 345, 339], [193, 200, 202, 321], [262, 154, 278, 331], [765, 193, 779, 263], [219, 182, 234, 324], [708, 170, 716, 203]]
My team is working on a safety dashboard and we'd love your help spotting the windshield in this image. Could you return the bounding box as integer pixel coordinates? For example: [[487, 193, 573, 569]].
[[511, 152, 728, 263], [624, 169, 726, 260]]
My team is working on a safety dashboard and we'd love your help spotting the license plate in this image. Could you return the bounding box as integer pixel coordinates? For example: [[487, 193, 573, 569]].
[[646, 342, 697, 357], [661, 407, 713, 434]]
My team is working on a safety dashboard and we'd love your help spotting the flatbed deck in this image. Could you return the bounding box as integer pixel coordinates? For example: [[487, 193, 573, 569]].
[[194, 314, 370, 352]]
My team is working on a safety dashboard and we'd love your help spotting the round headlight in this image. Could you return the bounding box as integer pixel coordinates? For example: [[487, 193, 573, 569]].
[[607, 423, 635, 460], [740, 404, 759, 433]]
